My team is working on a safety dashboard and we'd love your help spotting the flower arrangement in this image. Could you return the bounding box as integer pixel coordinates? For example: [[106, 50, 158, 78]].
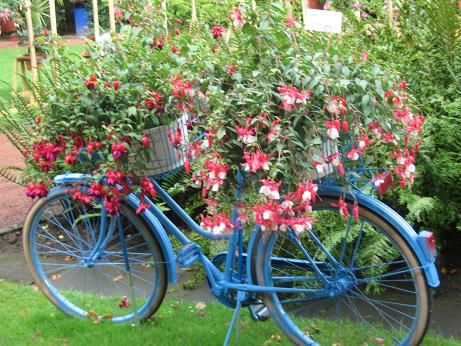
[[16, 3, 423, 237]]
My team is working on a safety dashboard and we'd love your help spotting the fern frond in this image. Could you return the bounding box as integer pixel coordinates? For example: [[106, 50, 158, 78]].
[[0, 166, 27, 186]]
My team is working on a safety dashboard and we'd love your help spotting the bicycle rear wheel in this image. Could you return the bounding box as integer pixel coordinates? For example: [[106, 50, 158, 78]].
[[23, 190, 167, 323], [254, 196, 431, 345]]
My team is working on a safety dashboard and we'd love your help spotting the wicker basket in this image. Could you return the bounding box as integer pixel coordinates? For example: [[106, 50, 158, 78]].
[[141, 115, 189, 178]]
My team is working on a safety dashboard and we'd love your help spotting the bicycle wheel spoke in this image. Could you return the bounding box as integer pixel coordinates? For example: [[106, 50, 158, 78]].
[[257, 196, 429, 346], [26, 192, 166, 323]]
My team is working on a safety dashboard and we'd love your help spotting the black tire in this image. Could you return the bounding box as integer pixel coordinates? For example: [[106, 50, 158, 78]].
[[253, 195, 431, 345], [23, 190, 168, 323]]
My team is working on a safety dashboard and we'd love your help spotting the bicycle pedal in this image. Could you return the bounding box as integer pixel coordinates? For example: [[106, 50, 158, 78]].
[[248, 303, 270, 322], [177, 242, 201, 268]]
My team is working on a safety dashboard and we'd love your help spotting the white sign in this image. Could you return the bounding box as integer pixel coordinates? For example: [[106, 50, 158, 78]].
[[304, 9, 343, 34]]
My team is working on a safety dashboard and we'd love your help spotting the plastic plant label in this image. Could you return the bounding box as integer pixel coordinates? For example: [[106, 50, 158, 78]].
[[304, 9, 343, 34]]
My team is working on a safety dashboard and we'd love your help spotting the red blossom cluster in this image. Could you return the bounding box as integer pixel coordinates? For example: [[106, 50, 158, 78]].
[[26, 182, 49, 198], [277, 85, 313, 111]]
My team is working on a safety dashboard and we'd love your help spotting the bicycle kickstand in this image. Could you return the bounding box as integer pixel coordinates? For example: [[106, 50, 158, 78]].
[[223, 291, 247, 346]]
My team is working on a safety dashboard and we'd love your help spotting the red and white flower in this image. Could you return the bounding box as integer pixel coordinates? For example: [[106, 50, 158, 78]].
[[325, 120, 341, 140], [241, 151, 271, 172], [235, 125, 257, 144], [259, 179, 282, 200], [229, 7, 245, 28]]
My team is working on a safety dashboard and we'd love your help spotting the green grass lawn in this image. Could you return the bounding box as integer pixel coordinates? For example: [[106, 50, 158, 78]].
[[0, 46, 85, 102], [0, 47, 27, 100], [0, 280, 459, 346]]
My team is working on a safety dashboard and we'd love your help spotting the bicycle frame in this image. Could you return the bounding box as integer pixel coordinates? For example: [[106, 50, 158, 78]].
[[145, 174, 334, 299], [53, 170, 439, 301]]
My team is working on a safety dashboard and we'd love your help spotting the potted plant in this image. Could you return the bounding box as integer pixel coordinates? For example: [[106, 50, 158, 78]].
[[16, 17, 204, 213], [179, 5, 424, 234], [16, 4, 424, 232], [15, 28, 51, 70]]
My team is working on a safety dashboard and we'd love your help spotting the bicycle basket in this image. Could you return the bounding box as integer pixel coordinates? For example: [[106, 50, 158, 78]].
[[141, 115, 189, 179]]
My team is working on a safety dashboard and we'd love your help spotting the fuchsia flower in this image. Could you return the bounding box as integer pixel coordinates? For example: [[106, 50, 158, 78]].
[[151, 38, 164, 50], [384, 89, 394, 99], [72, 189, 92, 204], [200, 214, 234, 234], [235, 125, 256, 144], [64, 154, 76, 165], [114, 6, 123, 20], [203, 158, 229, 192], [84, 75, 98, 90], [140, 177, 156, 199], [326, 96, 347, 116], [111, 142, 127, 159], [361, 50, 369, 62], [267, 119, 281, 143], [106, 170, 124, 185], [284, 14, 301, 28], [259, 179, 282, 200], [105, 194, 121, 214], [141, 134, 151, 148], [294, 181, 318, 205], [26, 182, 49, 199], [187, 141, 202, 159], [228, 65, 237, 75], [211, 26, 226, 39], [113, 80, 120, 90], [331, 199, 349, 219], [229, 7, 245, 28], [169, 76, 195, 99], [167, 127, 183, 149], [0, 9, 11, 23], [353, 203, 359, 221], [399, 80, 408, 90], [324, 120, 341, 140], [241, 151, 271, 173], [358, 134, 373, 149], [277, 86, 313, 111], [345, 148, 363, 161], [373, 172, 394, 195], [252, 202, 280, 232], [145, 90, 164, 110], [286, 216, 315, 234], [88, 183, 105, 197]]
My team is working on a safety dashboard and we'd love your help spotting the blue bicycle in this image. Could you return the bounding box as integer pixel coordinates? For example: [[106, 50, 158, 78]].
[[23, 156, 439, 345]]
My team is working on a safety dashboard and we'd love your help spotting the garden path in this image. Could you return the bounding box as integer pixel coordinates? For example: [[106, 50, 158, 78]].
[[0, 134, 32, 230]]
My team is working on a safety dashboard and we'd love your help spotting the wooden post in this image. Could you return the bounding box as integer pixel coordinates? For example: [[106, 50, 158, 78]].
[[162, 0, 167, 34], [24, 0, 38, 83], [251, 0, 257, 10], [49, 0, 57, 35], [108, 0, 116, 32], [302, 0, 308, 29], [92, 0, 100, 40], [191, 0, 197, 21], [387, 0, 393, 27]]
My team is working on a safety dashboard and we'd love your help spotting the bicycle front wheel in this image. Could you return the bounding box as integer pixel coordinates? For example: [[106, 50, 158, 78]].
[[23, 190, 167, 323], [254, 196, 431, 345]]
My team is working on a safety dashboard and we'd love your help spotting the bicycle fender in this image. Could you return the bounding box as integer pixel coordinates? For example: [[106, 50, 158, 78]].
[[319, 187, 439, 288], [53, 173, 177, 284]]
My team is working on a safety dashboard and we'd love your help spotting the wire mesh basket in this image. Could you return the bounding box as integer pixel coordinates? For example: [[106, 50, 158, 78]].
[[141, 115, 189, 179]]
